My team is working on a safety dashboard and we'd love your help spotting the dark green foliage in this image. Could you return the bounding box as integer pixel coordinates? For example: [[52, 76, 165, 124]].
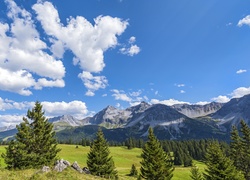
[[129, 164, 138, 177], [204, 141, 244, 180], [183, 153, 193, 167], [2, 102, 60, 169], [140, 127, 174, 180], [87, 128, 118, 179], [173, 149, 183, 165], [230, 120, 250, 179], [190, 165, 204, 180]]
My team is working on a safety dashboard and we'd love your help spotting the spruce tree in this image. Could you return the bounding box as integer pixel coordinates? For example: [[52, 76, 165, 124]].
[[190, 165, 204, 180], [87, 128, 118, 179], [230, 120, 250, 180], [140, 127, 174, 180], [2, 101, 60, 169], [129, 164, 138, 177], [204, 141, 244, 180]]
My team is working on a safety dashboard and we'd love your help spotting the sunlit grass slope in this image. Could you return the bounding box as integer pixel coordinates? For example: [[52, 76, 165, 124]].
[[0, 144, 205, 180]]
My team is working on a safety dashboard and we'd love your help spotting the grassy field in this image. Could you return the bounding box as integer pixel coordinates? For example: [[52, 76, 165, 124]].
[[0, 144, 205, 180]]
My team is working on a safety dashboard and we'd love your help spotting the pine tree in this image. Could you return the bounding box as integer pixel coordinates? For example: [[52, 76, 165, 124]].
[[140, 127, 174, 180], [87, 128, 118, 179], [204, 141, 244, 180], [190, 165, 204, 180], [129, 164, 138, 177], [2, 102, 60, 169]]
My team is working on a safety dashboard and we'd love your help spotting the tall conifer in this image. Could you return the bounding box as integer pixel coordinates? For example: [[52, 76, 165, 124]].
[[2, 102, 60, 169], [140, 127, 174, 180], [87, 128, 118, 179], [204, 141, 244, 180]]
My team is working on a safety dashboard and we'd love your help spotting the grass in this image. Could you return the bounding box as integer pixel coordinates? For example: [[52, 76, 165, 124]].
[[0, 144, 205, 180]]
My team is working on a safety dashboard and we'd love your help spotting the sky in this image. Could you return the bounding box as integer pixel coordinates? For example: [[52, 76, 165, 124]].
[[1, 0, 250, 126]]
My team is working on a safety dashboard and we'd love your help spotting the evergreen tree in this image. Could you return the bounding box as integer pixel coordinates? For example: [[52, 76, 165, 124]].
[[140, 127, 174, 180], [204, 141, 244, 180], [129, 164, 138, 177], [190, 165, 204, 180], [173, 149, 183, 165], [2, 102, 60, 169], [183, 153, 193, 167], [87, 128, 118, 179]]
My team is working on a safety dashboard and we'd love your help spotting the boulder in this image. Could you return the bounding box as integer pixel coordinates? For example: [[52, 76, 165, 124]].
[[41, 166, 50, 173], [83, 167, 91, 174], [54, 159, 69, 172], [71, 161, 83, 173]]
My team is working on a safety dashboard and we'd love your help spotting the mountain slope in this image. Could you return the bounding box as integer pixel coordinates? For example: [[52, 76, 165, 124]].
[[211, 94, 250, 131], [172, 102, 224, 118]]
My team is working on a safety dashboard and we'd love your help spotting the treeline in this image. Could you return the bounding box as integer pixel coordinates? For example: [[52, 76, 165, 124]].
[[59, 137, 229, 167]]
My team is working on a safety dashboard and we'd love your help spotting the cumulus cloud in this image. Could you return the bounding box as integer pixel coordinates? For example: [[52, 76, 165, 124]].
[[238, 15, 250, 27], [211, 95, 230, 103], [0, 0, 65, 95], [230, 87, 250, 98], [119, 36, 141, 56], [0, 115, 24, 127], [195, 101, 210, 105], [150, 98, 190, 106], [32, 1, 129, 94], [0, 97, 89, 126], [129, 36, 136, 44], [42, 101, 88, 119], [211, 87, 250, 103], [236, 69, 247, 74], [78, 71, 108, 96], [0, 97, 34, 111]]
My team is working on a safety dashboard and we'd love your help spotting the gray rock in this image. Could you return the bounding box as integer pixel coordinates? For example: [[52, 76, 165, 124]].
[[41, 166, 50, 173], [71, 161, 83, 173], [54, 159, 68, 172], [83, 167, 91, 174]]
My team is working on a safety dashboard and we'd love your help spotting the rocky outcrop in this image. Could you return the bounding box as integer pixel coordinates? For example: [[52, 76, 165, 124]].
[[54, 159, 71, 172], [71, 161, 83, 173]]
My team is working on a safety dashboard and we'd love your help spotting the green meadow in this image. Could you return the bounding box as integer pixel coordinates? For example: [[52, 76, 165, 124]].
[[0, 144, 205, 180]]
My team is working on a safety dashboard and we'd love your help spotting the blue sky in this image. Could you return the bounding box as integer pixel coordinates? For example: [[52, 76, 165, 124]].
[[1, 0, 250, 126]]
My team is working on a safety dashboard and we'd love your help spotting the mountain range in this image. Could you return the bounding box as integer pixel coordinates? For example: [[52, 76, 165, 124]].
[[1, 94, 250, 142]]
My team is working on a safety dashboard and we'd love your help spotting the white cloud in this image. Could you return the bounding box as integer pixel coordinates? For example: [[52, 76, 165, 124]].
[[129, 90, 142, 97], [78, 71, 108, 96], [111, 89, 132, 102], [175, 84, 185, 87], [0, 115, 24, 127], [236, 69, 247, 74], [0, 0, 65, 95], [0, 98, 89, 126], [0, 97, 34, 111], [42, 101, 88, 119], [31, 1, 129, 94], [129, 36, 136, 44], [211, 95, 230, 103], [238, 15, 250, 27], [230, 87, 250, 98], [34, 78, 65, 90], [150, 98, 190, 106], [120, 44, 140, 56], [85, 90, 95, 97], [195, 101, 210, 105], [180, 90, 185, 94], [33, 1, 128, 73], [119, 36, 140, 56], [0, 68, 35, 96]]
